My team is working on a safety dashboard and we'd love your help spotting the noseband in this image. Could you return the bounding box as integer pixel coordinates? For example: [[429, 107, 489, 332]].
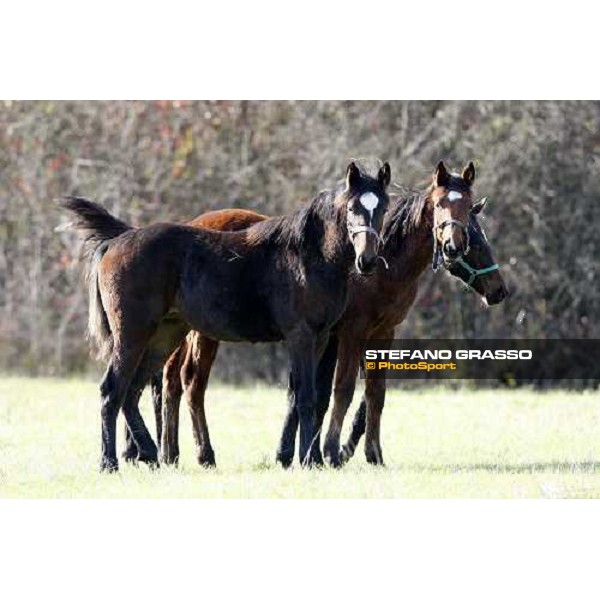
[[349, 224, 389, 270], [456, 259, 500, 288], [431, 218, 470, 271], [433, 218, 470, 255], [348, 224, 382, 247]]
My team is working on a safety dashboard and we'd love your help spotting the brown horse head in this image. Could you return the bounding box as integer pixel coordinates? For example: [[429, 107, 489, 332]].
[[447, 197, 509, 305], [341, 161, 391, 274], [431, 160, 475, 269]]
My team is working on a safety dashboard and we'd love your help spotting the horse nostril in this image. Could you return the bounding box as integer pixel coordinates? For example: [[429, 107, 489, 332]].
[[357, 254, 376, 274], [486, 286, 509, 305], [443, 241, 459, 259]]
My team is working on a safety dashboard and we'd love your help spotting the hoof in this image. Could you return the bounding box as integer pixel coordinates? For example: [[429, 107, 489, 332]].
[[121, 447, 139, 463], [300, 454, 320, 469], [198, 448, 216, 468], [100, 457, 119, 473], [310, 448, 324, 467], [160, 453, 180, 466], [323, 441, 342, 468], [276, 451, 294, 469], [339, 445, 353, 465], [326, 454, 343, 469], [160, 445, 180, 466], [137, 451, 159, 469], [365, 451, 385, 467]]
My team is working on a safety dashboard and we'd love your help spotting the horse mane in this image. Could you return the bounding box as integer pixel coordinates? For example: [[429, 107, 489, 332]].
[[381, 183, 431, 246], [246, 181, 346, 252]]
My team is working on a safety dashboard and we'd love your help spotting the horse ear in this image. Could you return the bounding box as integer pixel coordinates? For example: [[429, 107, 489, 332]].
[[462, 161, 476, 186], [345, 162, 361, 190], [434, 161, 449, 187], [471, 197, 488, 215], [378, 162, 391, 188]]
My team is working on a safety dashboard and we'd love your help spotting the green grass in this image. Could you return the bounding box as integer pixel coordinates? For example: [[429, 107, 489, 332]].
[[1, 377, 600, 498]]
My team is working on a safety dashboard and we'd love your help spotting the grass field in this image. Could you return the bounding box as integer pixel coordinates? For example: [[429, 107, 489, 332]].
[[1, 377, 600, 498]]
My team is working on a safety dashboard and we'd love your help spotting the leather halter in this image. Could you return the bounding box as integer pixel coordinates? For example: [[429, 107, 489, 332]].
[[432, 217, 470, 271], [433, 218, 470, 254], [348, 224, 382, 246], [348, 224, 389, 269]]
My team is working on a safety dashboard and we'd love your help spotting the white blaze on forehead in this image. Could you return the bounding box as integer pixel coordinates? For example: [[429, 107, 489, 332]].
[[447, 191, 463, 202], [359, 192, 379, 222]]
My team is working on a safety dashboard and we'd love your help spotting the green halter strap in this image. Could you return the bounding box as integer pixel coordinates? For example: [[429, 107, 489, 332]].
[[456, 258, 500, 287]]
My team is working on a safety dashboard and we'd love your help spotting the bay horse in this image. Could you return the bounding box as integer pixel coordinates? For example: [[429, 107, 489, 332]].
[[158, 161, 507, 467], [302, 160, 508, 466], [59, 162, 391, 471]]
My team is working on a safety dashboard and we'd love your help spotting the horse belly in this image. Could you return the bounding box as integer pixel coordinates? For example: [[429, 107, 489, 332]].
[[177, 271, 282, 343]]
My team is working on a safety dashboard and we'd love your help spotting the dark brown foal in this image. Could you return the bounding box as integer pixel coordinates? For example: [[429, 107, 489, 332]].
[[59, 162, 391, 471]]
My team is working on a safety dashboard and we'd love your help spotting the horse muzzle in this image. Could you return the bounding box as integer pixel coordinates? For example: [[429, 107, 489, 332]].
[[355, 254, 378, 275], [485, 283, 509, 306]]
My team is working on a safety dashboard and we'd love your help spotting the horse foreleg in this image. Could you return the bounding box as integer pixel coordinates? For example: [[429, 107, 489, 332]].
[[323, 336, 360, 468], [309, 334, 339, 465], [122, 421, 138, 462], [287, 327, 318, 468], [363, 330, 392, 466], [341, 397, 366, 463], [182, 334, 219, 468], [363, 376, 387, 466], [275, 373, 298, 468]]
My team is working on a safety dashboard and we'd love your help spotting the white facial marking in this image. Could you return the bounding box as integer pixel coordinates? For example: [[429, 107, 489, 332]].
[[359, 192, 379, 223], [447, 191, 463, 202], [451, 172, 461, 178]]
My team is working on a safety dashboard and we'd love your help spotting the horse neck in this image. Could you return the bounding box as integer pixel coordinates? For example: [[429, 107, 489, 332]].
[[300, 199, 351, 266], [385, 195, 434, 283]]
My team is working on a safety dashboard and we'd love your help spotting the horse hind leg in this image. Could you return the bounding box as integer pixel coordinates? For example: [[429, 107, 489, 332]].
[[99, 347, 146, 473], [161, 345, 185, 466], [121, 369, 164, 463], [181, 334, 219, 468], [151, 371, 163, 455], [121, 357, 161, 467], [123, 318, 191, 468]]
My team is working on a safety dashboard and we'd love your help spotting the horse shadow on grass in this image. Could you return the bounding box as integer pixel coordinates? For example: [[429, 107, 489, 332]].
[[399, 460, 600, 474]]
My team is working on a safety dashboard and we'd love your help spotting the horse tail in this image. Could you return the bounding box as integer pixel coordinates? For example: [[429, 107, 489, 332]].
[[57, 196, 133, 360]]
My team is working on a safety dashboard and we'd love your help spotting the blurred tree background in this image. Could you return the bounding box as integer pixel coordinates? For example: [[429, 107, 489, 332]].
[[0, 101, 598, 381]]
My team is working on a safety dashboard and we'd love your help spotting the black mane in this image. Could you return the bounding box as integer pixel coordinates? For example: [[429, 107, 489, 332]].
[[247, 181, 345, 251], [381, 185, 429, 248]]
